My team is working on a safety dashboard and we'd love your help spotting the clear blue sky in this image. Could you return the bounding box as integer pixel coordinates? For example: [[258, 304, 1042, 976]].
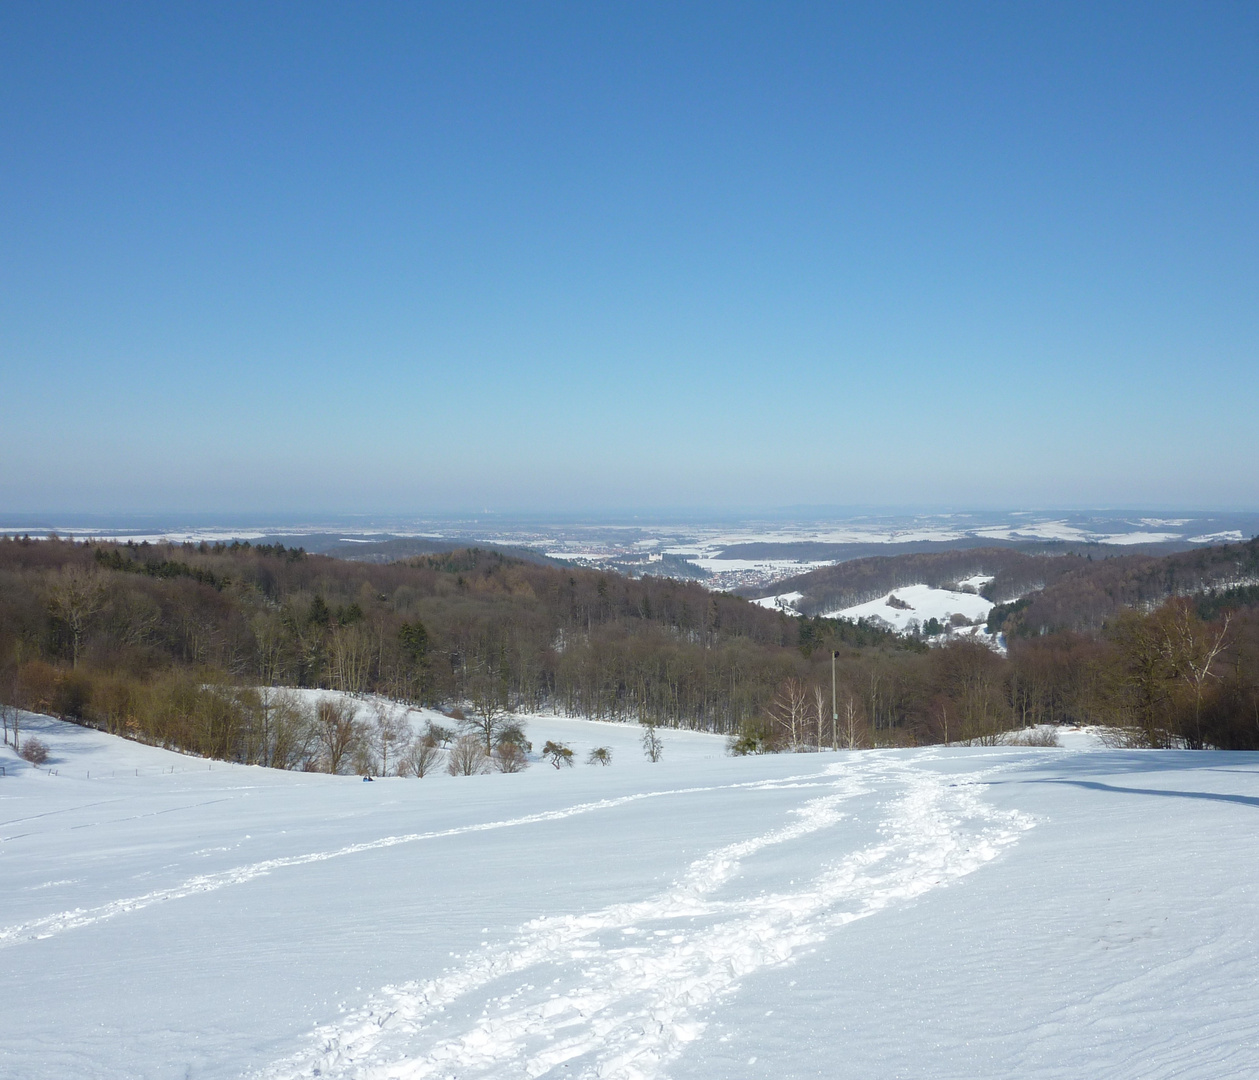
[[2, 2, 1256, 515]]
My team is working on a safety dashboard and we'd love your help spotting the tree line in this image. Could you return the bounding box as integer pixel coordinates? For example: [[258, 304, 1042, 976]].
[[1, 536, 1257, 768]]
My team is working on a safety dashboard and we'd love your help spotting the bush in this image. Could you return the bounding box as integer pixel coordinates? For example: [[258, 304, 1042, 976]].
[[542, 740, 574, 768], [493, 741, 529, 773], [447, 735, 489, 776], [425, 722, 455, 747], [401, 738, 444, 777], [727, 716, 777, 755], [1096, 725, 1149, 748], [586, 746, 612, 766], [641, 722, 663, 762], [496, 720, 531, 753], [19, 736, 49, 765], [727, 732, 763, 756], [1001, 727, 1061, 747]]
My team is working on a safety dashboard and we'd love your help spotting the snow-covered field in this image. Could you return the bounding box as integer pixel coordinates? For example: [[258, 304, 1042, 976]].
[[4, 711, 1259, 1079], [825, 582, 995, 632]]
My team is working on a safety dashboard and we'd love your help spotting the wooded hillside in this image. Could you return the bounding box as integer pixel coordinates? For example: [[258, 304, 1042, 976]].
[[0, 538, 871, 759], [2, 536, 1257, 764], [768, 538, 1259, 634]]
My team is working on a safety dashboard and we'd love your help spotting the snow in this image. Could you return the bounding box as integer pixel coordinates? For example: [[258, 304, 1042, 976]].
[[5, 709, 1259, 1079], [685, 557, 831, 575], [280, 688, 438, 740], [826, 582, 994, 632], [972, 522, 1184, 545], [1053, 726, 1110, 750], [751, 591, 803, 615], [1189, 530, 1245, 544], [1096, 530, 1185, 545], [957, 573, 994, 589]]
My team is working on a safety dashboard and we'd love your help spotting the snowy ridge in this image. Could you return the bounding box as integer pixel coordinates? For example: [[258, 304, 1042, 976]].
[[256, 755, 1030, 1080]]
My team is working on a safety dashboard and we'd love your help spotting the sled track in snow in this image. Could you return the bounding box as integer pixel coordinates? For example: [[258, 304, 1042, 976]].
[[257, 755, 1033, 1080]]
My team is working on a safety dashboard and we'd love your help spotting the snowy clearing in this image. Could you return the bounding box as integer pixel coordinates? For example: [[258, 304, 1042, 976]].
[[4, 711, 1259, 1078], [751, 591, 803, 615], [825, 582, 994, 632]]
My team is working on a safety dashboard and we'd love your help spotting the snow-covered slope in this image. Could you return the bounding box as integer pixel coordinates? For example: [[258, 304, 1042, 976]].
[[826, 581, 994, 631], [4, 711, 1259, 1079]]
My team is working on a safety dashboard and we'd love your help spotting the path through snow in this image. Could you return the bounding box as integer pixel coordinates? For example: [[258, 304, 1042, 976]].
[[257, 753, 1031, 1080]]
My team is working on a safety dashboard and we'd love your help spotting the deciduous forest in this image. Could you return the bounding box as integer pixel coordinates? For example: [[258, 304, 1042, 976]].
[[1, 536, 1257, 769]]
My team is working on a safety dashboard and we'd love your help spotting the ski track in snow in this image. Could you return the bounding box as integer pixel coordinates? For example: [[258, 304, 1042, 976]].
[[0, 774, 837, 948], [257, 755, 1033, 1080]]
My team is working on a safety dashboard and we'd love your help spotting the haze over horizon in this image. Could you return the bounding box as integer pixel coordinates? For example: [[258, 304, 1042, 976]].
[[3, 3, 1256, 515]]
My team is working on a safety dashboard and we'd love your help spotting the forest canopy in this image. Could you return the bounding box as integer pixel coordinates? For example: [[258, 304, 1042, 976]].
[[2, 536, 1257, 766]]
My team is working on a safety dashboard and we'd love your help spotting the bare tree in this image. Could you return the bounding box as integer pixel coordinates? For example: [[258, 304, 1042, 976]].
[[369, 701, 412, 776], [447, 735, 489, 775], [1, 700, 17, 751], [466, 667, 510, 752], [767, 677, 809, 750], [315, 697, 361, 774], [265, 691, 315, 770], [935, 640, 1009, 745], [400, 736, 443, 777], [1157, 599, 1232, 748], [251, 613, 290, 687], [328, 624, 373, 693], [838, 690, 866, 750], [47, 566, 106, 667], [933, 696, 950, 747], [812, 685, 828, 750]]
